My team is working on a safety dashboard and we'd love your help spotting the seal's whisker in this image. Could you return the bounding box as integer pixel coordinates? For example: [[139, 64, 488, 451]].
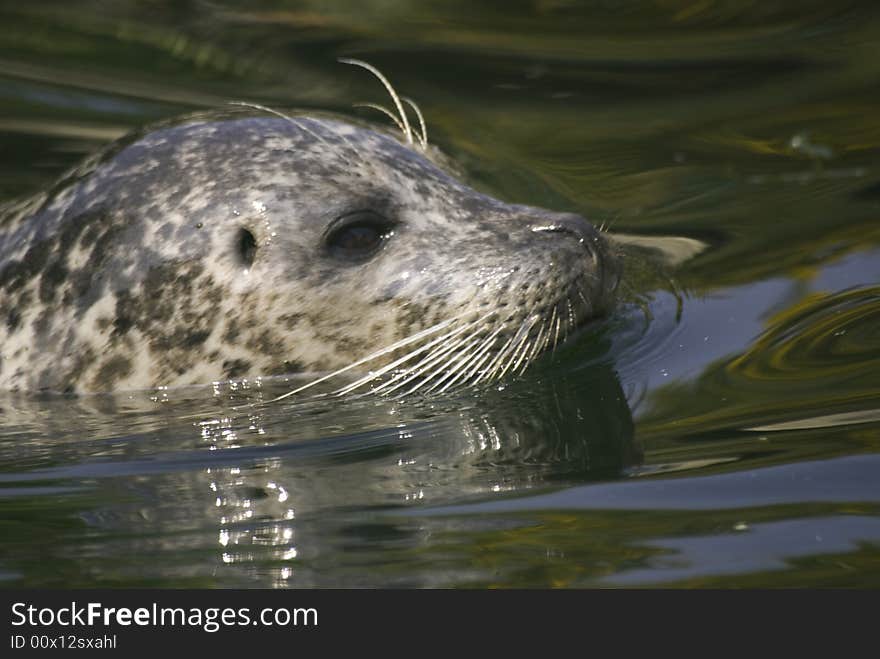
[[473, 329, 518, 385], [401, 97, 428, 149], [508, 316, 542, 376], [496, 334, 528, 381], [380, 327, 483, 396], [296, 117, 368, 169], [535, 318, 553, 358], [332, 321, 471, 396], [420, 338, 484, 394], [601, 210, 624, 233], [353, 103, 407, 135], [453, 323, 510, 388], [525, 318, 549, 364], [269, 315, 465, 402], [443, 341, 496, 392], [339, 58, 413, 145], [513, 335, 538, 377], [340, 310, 496, 396], [333, 321, 477, 396], [575, 285, 591, 316], [422, 325, 507, 394], [3, 74, 621, 395], [517, 343, 538, 375], [522, 318, 553, 374], [227, 101, 294, 122], [565, 299, 576, 331], [392, 349, 469, 397], [227, 103, 366, 168], [493, 316, 539, 381], [468, 311, 529, 386], [358, 323, 477, 396], [551, 307, 562, 353]]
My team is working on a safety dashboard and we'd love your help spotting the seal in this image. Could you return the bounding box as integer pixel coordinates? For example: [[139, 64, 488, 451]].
[[0, 61, 620, 394]]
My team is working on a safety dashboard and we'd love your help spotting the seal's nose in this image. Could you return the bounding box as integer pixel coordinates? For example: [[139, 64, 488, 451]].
[[530, 212, 598, 244]]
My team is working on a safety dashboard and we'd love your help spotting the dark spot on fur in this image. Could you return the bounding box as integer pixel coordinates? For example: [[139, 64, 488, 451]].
[[0, 239, 52, 293], [223, 319, 240, 344], [80, 224, 101, 247], [6, 308, 21, 331], [381, 279, 404, 300], [32, 309, 52, 335], [39, 259, 68, 303], [92, 355, 132, 390], [112, 292, 135, 337], [60, 346, 95, 387], [59, 207, 95, 246], [181, 329, 211, 348], [223, 359, 251, 378], [278, 313, 303, 330], [266, 360, 304, 376], [246, 329, 285, 354]]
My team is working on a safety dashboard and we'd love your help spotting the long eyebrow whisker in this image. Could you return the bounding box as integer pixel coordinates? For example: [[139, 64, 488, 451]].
[[226, 102, 370, 168], [227, 101, 294, 122], [353, 102, 407, 135], [339, 58, 413, 145], [401, 97, 428, 149]]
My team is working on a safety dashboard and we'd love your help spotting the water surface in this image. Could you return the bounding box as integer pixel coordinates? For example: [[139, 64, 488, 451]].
[[1, 0, 879, 587]]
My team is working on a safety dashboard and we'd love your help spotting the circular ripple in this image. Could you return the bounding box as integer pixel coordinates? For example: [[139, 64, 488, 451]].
[[726, 286, 880, 385]]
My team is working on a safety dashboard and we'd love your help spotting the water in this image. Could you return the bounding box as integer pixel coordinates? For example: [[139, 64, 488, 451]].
[[1, 0, 879, 587]]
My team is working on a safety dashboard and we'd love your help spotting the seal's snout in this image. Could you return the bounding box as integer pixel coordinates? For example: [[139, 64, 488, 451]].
[[528, 212, 606, 271], [522, 209, 619, 311]]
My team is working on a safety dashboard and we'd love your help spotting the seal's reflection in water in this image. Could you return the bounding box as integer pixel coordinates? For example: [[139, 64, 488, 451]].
[[184, 359, 634, 586], [0, 356, 634, 587]]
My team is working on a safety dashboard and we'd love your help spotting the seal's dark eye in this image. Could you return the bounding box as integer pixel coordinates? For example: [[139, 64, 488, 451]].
[[237, 228, 257, 267], [325, 211, 395, 260]]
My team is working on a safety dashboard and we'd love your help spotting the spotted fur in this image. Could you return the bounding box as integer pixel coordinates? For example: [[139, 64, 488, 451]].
[[0, 110, 620, 393]]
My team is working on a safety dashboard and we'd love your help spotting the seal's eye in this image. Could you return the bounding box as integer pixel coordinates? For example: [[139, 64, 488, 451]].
[[237, 228, 257, 267], [325, 211, 395, 260]]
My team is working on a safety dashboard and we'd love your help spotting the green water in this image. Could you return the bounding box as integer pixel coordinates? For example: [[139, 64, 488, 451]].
[[1, 0, 879, 587]]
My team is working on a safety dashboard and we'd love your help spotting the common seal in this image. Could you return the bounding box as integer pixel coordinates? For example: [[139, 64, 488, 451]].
[[0, 61, 620, 394]]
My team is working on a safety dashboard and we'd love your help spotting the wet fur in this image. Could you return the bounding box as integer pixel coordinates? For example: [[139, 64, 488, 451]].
[[0, 109, 620, 393]]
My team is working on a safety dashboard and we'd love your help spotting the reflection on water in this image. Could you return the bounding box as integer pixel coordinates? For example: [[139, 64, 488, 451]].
[[605, 516, 880, 586], [0, 367, 635, 587], [1, 0, 879, 587]]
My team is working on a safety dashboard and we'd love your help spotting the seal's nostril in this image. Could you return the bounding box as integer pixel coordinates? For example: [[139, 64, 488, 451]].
[[530, 213, 597, 243]]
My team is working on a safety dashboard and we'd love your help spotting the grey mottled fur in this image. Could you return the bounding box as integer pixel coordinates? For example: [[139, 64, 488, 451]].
[[0, 110, 619, 393]]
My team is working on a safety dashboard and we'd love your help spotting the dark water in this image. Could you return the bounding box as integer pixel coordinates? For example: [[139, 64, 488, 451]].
[[1, 1, 879, 587]]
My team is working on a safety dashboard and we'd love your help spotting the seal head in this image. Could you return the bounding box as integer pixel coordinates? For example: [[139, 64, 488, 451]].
[[0, 110, 619, 393]]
